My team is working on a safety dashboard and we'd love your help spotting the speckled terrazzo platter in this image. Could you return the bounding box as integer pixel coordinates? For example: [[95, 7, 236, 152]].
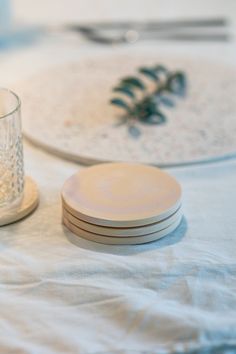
[[14, 52, 236, 166]]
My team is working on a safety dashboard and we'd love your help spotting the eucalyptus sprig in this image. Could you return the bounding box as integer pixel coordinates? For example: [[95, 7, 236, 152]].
[[110, 64, 187, 137]]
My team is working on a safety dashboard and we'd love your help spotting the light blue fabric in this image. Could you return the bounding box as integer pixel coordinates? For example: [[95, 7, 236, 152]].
[[0, 0, 11, 32]]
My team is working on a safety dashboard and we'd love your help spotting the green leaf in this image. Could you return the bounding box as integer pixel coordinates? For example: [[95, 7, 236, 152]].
[[141, 113, 166, 125], [139, 67, 159, 81], [154, 110, 166, 123], [113, 86, 135, 99], [167, 72, 187, 96], [135, 97, 157, 121], [110, 64, 187, 133], [128, 125, 141, 138], [155, 65, 168, 74], [146, 110, 166, 124], [158, 95, 175, 107], [110, 98, 130, 111], [121, 76, 146, 90]]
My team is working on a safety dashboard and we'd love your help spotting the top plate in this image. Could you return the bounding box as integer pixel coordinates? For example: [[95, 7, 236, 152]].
[[61, 163, 181, 227], [14, 50, 236, 166]]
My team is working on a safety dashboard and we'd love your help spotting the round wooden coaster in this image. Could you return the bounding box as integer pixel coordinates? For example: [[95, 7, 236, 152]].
[[63, 214, 182, 245], [61, 163, 181, 227], [62, 205, 182, 237], [0, 176, 39, 226]]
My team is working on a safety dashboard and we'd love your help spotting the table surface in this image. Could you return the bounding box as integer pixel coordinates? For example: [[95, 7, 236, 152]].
[[1, 2, 236, 353]]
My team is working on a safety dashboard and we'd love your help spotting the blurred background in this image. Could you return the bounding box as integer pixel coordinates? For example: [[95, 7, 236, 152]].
[[0, 0, 235, 83], [11, 0, 236, 24], [0, 0, 235, 34]]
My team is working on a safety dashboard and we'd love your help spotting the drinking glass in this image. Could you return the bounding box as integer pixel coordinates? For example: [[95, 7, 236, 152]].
[[0, 88, 24, 212]]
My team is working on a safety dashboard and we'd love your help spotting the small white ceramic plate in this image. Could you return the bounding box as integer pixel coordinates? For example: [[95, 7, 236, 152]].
[[63, 214, 182, 245], [61, 163, 182, 227], [62, 204, 182, 237]]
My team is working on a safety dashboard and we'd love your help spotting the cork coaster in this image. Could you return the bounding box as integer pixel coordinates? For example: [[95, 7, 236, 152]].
[[62, 205, 182, 237], [0, 176, 39, 226], [61, 163, 181, 227], [63, 214, 182, 245]]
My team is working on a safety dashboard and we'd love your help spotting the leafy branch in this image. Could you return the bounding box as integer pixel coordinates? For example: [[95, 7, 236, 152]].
[[110, 64, 187, 137]]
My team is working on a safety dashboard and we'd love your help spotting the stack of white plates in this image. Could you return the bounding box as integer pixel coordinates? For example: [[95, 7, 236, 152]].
[[62, 163, 183, 245]]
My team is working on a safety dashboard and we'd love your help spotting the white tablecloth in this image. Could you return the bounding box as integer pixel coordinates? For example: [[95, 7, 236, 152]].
[[1, 1, 236, 353]]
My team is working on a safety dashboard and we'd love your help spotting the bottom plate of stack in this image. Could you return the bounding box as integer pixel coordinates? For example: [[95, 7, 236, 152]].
[[61, 163, 183, 245]]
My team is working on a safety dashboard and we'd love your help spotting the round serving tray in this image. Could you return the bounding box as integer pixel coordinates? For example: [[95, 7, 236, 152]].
[[14, 51, 236, 166]]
